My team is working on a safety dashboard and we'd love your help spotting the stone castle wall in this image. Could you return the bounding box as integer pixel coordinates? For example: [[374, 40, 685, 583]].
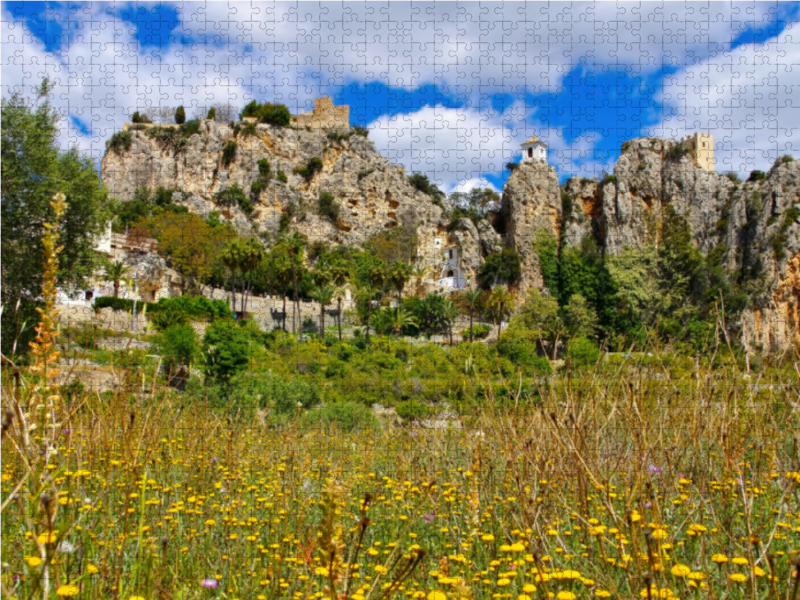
[[292, 97, 349, 130]]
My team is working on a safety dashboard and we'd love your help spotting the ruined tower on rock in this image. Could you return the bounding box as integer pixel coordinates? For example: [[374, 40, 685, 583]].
[[291, 97, 350, 130]]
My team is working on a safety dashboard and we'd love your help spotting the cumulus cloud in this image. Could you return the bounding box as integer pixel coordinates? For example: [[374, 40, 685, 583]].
[[367, 104, 529, 192], [652, 24, 800, 175], [2, 1, 794, 184]]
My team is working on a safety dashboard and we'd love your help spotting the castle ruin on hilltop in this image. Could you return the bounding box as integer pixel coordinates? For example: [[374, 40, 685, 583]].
[[680, 132, 715, 172], [291, 97, 349, 130]]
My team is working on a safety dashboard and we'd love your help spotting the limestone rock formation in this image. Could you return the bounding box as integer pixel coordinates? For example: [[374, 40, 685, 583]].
[[499, 137, 799, 350], [102, 120, 450, 274], [500, 161, 561, 294]]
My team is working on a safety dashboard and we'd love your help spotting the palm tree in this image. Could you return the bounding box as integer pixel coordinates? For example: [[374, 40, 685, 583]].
[[368, 263, 389, 295], [411, 264, 429, 297], [283, 232, 306, 335], [460, 287, 484, 342], [356, 283, 381, 343], [485, 286, 515, 339], [442, 299, 460, 345], [221, 241, 241, 312], [106, 260, 130, 298], [309, 284, 335, 341], [238, 238, 264, 315], [390, 261, 413, 302], [328, 263, 350, 341], [385, 307, 417, 341]]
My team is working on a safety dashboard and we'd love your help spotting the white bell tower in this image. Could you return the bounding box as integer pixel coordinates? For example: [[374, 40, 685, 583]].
[[520, 135, 547, 164]]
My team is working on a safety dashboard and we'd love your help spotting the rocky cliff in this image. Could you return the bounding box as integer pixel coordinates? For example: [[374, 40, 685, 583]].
[[102, 119, 499, 284], [101, 120, 798, 351], [501, 139, 799, 351]]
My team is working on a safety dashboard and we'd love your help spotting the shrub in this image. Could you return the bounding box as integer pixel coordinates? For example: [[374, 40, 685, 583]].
[[317, 192, 340, 222], [202, 319, 252, 382], [250, 180, 264, 198], [748, 170, 766, 182], [106, 131, 132, 154], [300, 402, 379, 433], [257, 158, 272, 179], [150, 306, 190, 331], [153, 324, 198, 369], [179, 119, 201, 138], [131, 111, 152, 124], [72, 323, 103, 350], [239, 100, 291, 126], [601, 174, 617, 186], [567, 336, 600, 367], [395, 399, 431, 423], [495, 331, 552, 376], [293, 157, 324, 182], [227, 371, 320, 417], [665, 143, 691, 161], [145, 126, 186, 153], [207, 107, 216, 120], [505, 162, 519, 171], [276, 171, 288, 183], [723, 171, 741, 183], [301, 316, 319, 334], [408, 173, 445, 200], [175, 106, 186, 125], [327, 131, 352, 142], [352, 125, 369, 137], [221, 141, 237, 167], [94, 296, 135, 312], [478, 248, 522, 289], [461, 324, 491, 341], [777, 154, 794, 165], [215, 185, 251, 214]]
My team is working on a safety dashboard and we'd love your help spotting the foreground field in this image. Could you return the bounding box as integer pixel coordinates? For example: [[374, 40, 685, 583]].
[[3, 348, 800, 600]]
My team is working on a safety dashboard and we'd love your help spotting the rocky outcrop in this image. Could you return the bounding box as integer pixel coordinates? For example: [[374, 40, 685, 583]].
[[500, 161, 561, 294], [501, 138, 799, 350], [102, 120, 449, 274]]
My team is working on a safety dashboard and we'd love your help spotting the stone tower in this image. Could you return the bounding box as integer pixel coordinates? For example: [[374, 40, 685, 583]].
[[680, 132, 715, 172]]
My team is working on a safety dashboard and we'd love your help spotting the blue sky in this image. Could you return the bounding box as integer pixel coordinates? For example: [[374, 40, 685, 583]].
[[3, 1, 799, 192]]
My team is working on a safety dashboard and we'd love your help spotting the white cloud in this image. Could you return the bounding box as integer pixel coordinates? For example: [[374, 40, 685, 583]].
[[652, 25, 800, 175], [367, 104, 527, 192], [2, 1, 792, 182]]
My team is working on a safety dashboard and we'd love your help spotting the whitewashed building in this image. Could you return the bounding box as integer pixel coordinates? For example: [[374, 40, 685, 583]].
[[438, 245, 468, 289], [520, 135, 547, 163]]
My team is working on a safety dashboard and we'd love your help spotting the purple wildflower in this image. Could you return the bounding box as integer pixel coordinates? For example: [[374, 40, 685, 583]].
[[648, 465, 662, 475], [200, 578, 218, 589], [424, 512, 435, 524]]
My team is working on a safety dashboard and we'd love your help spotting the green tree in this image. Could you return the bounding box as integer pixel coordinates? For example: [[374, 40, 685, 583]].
[[328, 262, 350, 342], [1, 81, 112, 355], [510, 288, 563, 359], [441, 299, 460, 345], [459, 287, 484, 342], [154, 324, 198, 372], [175, 106, 186, 124], [484, 287, 515, 338], [376, 306, 418, 340], [237, 237, 265, 315], [478, 249, 522, 289], [533, 229, 560, 298], [563, 293, 598, 339], [411, 264, 429, 297], [206, 107, 216, 120], [106, 260, 130, 298], [203, 319, 252, 382], [389, 261, 413, 301], [309, 284, 335, 340], [355, 283, 381, 342], [221, 240, 242, 313]]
